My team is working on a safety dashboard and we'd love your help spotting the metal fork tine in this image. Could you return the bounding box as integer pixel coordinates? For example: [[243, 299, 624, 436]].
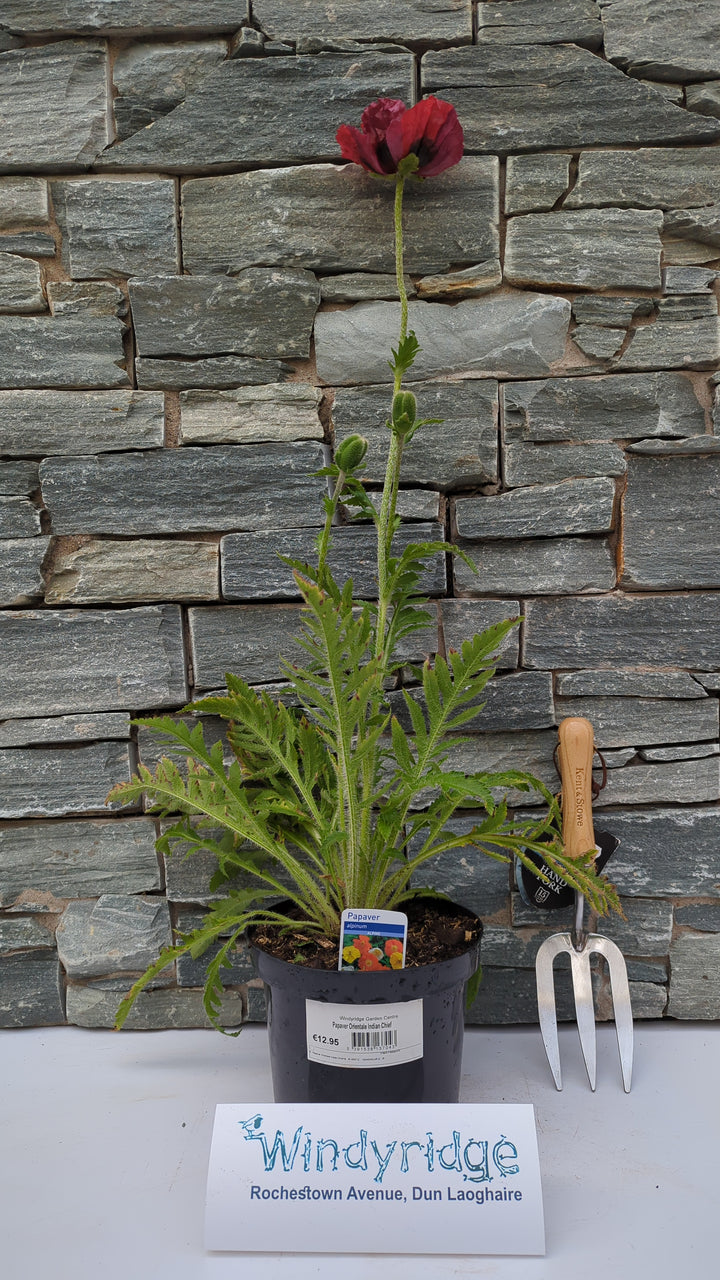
[[569, 947, 597, 1091], [535, 935, 566, 1090], [592, 936, 634, 1093]]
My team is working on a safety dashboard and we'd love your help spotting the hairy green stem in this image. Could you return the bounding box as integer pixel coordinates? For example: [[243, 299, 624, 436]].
[[394, 173, 409, 373]]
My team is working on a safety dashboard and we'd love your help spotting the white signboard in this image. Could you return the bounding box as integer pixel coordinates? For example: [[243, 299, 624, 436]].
[[205, 1102, 545, 1256]]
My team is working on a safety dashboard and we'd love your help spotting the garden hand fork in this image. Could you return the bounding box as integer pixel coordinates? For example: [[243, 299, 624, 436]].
[[535, 717, 633, 1092]]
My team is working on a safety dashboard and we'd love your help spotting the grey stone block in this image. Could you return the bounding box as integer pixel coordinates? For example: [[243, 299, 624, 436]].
[[180, 384, 322, 445], [465, 965, 575, 1024], [596, 758, 720, 807], [554, 694, 718, 748], [56, 894, 171, 978], [626, 436, 720, 457], [523, 593, 720, 670], [455, 478, 615, 540], [555, 670, 707, 699], [99, 52, 414, 170], [112, 40, 227, 140], [394, 491, 440, 522], [221, 522, 445, 601], [0, 497, 41, 537], [0, 176, 49, 229], [668, 935, 720, 1018], [0, 953, 64, 1027], [695, 673, 720, 690], [0, 536, 49, 606], [598, 806, 720, 897], [0, 605, 188, 718], [409, 815, 510, 918], [640, 744, 719, 762], [686, 81, 720, 120], [0, 231, 55, 256], [506, 209, 662, 291], [439, 599, 521, 670], [503, 442, 627, 488], [66, 983, 244, 1029], [0, 41, 109, 171], [182, 157, 498, 276], [391, 670, 554, 733], [0, 918, 55, 953], [664, 266, 717, 293], [53, 178, 179, 279], [572, 327, 626, 361], [0, 742, 133, 820], [664, 205, 720, 250], [453, 537, 616, 597], [505, 153, 571, 215], [0, 390, 164, 457], [623, 456, 720, 588], [315, 293, 570, 384], [0, 253, 45, 313], [0, 2, 245, 34], [129, 271, 318, 360], [189, 604, 304, 689], [40, 442, 324, 536], [625, 983, 667, 1019], [572, 297, 655, 326], [320, 274, 414, 303], [477, 0, 602, 49], [600, 0, 720, 82], [253, 0, 472, 45], [332, 379, 499, 488], [0, 713, 131, 747], [675, 904, 720, 932], [421, 44, 720, 153], [0, 461, 39, 495], [626, 962, 667, 984], [0, 315, 128, 389], [657, 294, 717, 321], [567, 146, 720, 211], [228, 27, 265, 58], [501, 373, 705, 443], [47, 281, 127, 318], [46, 538, 219, 605], [615, 317, 720, 371], [415, 261, 503, 299], [135, 355, 293, 390]]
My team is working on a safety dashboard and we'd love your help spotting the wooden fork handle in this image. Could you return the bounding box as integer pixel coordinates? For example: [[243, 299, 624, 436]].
[[557, 717, 597, 860]]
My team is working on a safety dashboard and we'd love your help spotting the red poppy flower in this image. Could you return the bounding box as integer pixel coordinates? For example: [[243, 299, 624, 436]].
[[336, 96, 463, 179]]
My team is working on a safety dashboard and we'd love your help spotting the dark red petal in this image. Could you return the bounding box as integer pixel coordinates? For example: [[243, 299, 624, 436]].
[[360, 97, 407, 140], [336, 123, 387, 174], [384, 96, 463, 176], [417, 110, 464, 176]]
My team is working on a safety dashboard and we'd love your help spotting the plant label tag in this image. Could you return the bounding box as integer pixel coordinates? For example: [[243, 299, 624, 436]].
[[339, 907, 408, 971], [205, 1102, 545, 1255], [305, 997, 423, 1068]]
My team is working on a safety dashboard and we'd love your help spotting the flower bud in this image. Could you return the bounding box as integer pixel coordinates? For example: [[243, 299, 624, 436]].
[[391, 390, 417, 436], [334, 433, 368, 472]]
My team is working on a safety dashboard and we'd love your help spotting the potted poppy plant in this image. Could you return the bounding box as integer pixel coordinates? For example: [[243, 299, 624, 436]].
[[109, 97, 618, 1103]]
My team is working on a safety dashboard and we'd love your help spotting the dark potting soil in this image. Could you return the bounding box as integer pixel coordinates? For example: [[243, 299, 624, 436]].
[[251, 900, 481, 971]]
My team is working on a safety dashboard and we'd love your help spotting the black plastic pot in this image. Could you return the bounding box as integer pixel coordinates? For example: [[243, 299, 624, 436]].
[[249, 903, 481, 1104]]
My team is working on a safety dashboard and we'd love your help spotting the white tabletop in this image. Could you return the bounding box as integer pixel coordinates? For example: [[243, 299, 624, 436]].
[[1, 1021, 717, 1279]]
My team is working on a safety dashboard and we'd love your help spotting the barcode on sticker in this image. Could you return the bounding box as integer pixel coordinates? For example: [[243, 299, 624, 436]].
[[351, 1029, 398, 1050], [306, 998, 423, 1068]]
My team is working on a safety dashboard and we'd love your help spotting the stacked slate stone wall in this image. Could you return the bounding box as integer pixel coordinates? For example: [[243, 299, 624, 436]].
[[2, 1, 720, 1031]]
